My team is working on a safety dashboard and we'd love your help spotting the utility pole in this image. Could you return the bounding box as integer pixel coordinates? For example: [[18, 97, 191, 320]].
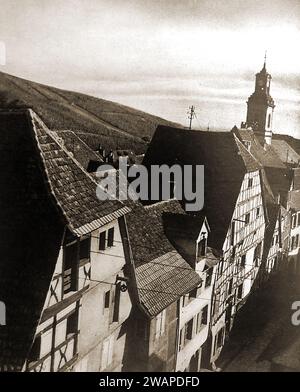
[[187, 105, 195, 130]]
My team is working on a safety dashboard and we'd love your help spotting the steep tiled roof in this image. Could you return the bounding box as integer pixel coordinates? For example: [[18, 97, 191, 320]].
[[53, 129, 103, 169], [143, 126, 261, 249], [232, 127, 292, 205], [232, 127, 287, 169], [126, 203, 201, 317], [0, 109, 130, 370], [30, 111, 130, 235]]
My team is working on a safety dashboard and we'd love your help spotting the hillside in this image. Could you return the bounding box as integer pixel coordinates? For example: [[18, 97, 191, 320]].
[[0, 71, 181, 153]]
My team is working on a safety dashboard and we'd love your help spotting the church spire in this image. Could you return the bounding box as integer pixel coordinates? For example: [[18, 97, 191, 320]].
[[246, 56, 275, 146], [263, 50, 267, 70]]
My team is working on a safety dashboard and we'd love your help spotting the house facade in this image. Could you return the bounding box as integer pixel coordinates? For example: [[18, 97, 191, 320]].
[[211, 170, 266, 363], [287, 191, 300, 274], [0, 109, 134, 372]]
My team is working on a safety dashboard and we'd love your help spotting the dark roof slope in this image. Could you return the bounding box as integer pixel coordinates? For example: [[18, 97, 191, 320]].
[[54, 130, 103, 169], [272, 139, 300, 165], [126, 201, 201, 317], [0, 110, 65, 370], [143, 126, 261, 249], [30, 110, 130, 236]]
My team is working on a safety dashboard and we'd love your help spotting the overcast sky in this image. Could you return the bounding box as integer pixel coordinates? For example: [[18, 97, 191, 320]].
[[0, 0, 299, 136]]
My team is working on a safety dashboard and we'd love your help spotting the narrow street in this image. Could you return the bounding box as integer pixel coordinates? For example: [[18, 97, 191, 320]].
[[218, 270, 300, 372]]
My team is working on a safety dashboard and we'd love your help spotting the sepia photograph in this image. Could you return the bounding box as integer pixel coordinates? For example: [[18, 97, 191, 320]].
[[0, 0, 299, 378]]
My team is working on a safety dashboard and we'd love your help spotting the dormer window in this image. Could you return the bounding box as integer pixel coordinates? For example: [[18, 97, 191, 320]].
[[244, 141, 251, 151]]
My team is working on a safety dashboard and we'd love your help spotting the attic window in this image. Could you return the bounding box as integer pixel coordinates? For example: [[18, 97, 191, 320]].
[[244, 141, 251, 151], [248, 178, 253, 188]]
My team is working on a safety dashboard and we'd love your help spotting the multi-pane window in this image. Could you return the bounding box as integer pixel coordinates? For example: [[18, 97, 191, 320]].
[[196, 305, 208, 333], [155, 309, 166, 339]]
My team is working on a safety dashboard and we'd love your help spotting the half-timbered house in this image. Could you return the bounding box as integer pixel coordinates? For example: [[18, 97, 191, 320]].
[[0, 109, 131, 371]]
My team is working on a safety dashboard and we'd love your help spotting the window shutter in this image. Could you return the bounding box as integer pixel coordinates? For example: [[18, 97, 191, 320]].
[[107, 228, 114, 247], [113, 283, 121, 322], [186, 318, 193, 340], [99, 231, 106, 251]]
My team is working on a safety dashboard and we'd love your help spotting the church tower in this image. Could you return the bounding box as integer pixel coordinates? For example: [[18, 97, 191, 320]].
[[246, 55, 275, 145]]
